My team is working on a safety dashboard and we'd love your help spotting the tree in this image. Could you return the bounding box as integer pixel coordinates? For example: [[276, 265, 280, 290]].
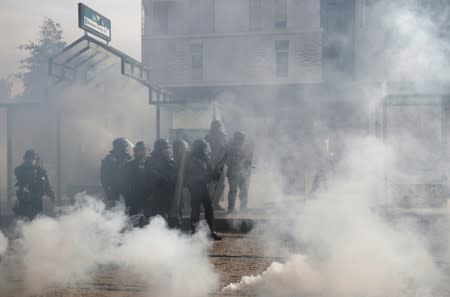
[[18, 18, 66, 101]]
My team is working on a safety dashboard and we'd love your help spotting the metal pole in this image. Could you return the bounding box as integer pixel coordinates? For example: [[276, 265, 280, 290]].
[[382, 101, 387, 142], [212, 0, 216, 33], [381, 100, 388, 205], [212, 101, 217, 121], [441, 99, 448, 160], [156, 92, 161, 139], [56, 112, 62, 201], [0, 110, 2, 220], [6, 108, 13, 206]]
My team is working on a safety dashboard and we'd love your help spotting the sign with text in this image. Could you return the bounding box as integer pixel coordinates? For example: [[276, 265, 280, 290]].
[[78, 3, 111, 42]]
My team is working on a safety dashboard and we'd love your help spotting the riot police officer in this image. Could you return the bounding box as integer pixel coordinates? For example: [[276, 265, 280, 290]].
[[205, 120, 228, 211], [14, 150, 55, 220], [226, 131, 253, 213], [185, 139, 222, 240], [101, 138, 133, 208], [147, 139, 177, 221], [123, 141, 150, 227]]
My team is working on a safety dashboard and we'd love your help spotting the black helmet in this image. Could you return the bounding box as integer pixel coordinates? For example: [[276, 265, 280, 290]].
[[134, 141, 147, 151], [23, 149, 37, 161], [191, 139, 210, 158], [173, 139, 189, 153], [233, 131, 246, 145], [211, 120, 223, 130], [154, 138, 171, 153], [173, 139, 188, 161], [113, 138, 132, 151]]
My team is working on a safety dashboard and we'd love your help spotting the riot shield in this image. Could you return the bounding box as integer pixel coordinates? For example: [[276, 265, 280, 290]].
[[169, 146, 189, 224]]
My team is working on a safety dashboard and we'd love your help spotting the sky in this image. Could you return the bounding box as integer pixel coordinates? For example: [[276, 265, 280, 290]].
[[0, 0, 141, 82]]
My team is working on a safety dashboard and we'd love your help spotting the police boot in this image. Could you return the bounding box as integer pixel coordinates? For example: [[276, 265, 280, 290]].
[[209, 232, 222, 241]]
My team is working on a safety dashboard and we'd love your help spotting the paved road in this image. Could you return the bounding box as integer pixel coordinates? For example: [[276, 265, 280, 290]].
[[2, 233, 275, 297], [3, 228, 448, 297]]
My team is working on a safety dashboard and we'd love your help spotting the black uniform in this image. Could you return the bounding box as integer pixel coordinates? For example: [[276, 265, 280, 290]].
[[226, 132, 252, 212], [147, 152, 177, 219], [123, 157, 150, 225], [14, 163, 54, 220], [100, 152, 132, 208], [185, 139, 221, 240], [205, 121, 228, 210]]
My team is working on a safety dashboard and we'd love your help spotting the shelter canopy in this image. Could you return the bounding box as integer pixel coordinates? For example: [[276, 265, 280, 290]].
[[49, 34, 170, 100]]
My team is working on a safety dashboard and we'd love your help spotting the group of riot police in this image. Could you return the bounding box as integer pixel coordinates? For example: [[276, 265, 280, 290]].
[[99, 120, 253, 240], [12, 120, 253, 241]]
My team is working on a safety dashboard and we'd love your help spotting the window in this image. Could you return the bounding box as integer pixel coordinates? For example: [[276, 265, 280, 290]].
[[214, 0, 248, 32], [141, 5, 147, 35], [326, 2, 346, 34], [249, 0, 262, 31], [275, 40, 289, 77], [153, 2, 168, 34], [274, 0, 287, 29], [359, 0, 366, 28], [191, 43, 203, 80]]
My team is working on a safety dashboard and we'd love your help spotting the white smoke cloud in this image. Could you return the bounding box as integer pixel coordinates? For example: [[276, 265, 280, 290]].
[[1, 1, 449, 297], [17, 197, 124, 293], [223, 137, 443, 297], [222, 255, 324, 296], [358, 1, 450, 82], [7, 63, 156, 195], [0, 230, 7, 256], [112, 219, 216, 297], [222, 7, 450, 297], [0, 194, 218, 296]]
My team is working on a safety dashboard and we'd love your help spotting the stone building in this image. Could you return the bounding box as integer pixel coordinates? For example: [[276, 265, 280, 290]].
[[141, 0, 450, 197]]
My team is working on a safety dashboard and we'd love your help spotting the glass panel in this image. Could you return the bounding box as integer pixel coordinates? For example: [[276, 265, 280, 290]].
[[66, 48, 101, 69], [276, 52, 288, 77], [386, 103, 442, 170], [275, 40, 289, 51], [153, 2, 169, 34], [274, 0, 287, 29], [249, 0, 262, 31], [53, 39, 89, 65], [191, 43, 203, 80]]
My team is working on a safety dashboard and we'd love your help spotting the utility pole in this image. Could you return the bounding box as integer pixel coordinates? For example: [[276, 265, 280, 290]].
[[156, 92, 161, 139]]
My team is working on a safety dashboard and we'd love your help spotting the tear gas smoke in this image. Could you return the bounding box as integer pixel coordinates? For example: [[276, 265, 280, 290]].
[[0, 230, 7, 256], [5, 64, 156, 195], [0, 194, 218, 296], [223, 137, 444, 297], [222, 255, 324, 296], [365, 1, 450, 82], [49, 67, 155, 189], [1, 1, 450, 296], [215, 5, 449, 295]]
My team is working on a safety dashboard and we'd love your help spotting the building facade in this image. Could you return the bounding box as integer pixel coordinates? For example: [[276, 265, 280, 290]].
[[142, 0, 323, 87], [140, 0, 374, 195], [142, 0, 353, 138]]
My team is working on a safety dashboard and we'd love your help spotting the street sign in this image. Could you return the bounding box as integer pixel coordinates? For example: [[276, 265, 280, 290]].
[[78, 3, 111, 42]]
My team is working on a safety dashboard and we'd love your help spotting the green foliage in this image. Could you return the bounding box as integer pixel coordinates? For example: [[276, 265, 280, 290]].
[[18, 17, 66, 100], [19, 17, 66, 71]]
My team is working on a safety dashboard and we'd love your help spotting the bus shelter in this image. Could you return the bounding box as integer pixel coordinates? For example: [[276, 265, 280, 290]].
[[382, 91, 450, 208], [1, 34, 171, 212]]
